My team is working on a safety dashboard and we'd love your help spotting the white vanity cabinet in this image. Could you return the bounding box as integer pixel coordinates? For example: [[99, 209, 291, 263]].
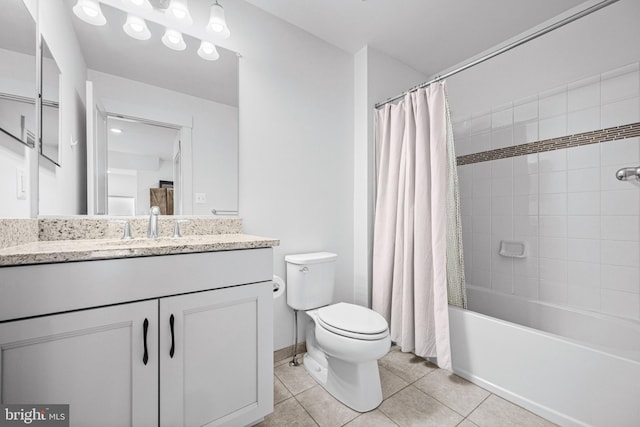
[[0, 248, 274, 427]]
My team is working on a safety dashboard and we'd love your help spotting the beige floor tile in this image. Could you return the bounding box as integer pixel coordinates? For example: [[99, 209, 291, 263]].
[[344, 409, 399, 427], [414, 369, 490, 416], [379, 366, 409, 399], [379, 349, 437, 383], [468, 395, 557, 427], [256, 397, 318, 427], [457, 419, 480, 427], [274, 362, 317, 395], [274, 376, 292, 405], [379, 385, 463, 427], [296, 385, 359, 427]]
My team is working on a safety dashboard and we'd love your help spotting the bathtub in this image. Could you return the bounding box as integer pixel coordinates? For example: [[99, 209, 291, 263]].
[[449, 286, 640, 427]]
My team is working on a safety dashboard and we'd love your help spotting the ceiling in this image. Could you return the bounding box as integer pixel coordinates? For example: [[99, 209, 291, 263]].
[[1, 0, 36, 56], [244, 0, 589, 77]]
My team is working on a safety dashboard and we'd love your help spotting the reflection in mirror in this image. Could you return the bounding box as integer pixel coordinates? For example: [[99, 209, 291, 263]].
[[60, 0, 239, 216], [107, 116, 182, 216], [41, 39, 61, 166], [0, 0, 36, 217]]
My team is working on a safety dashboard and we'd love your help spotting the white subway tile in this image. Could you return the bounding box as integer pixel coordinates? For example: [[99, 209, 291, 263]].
[[492, 105, 513, 129], [602, 240, 640, 267], [491, 215, 514, 238], [470, 112, 491, 134], [473, 196, 491, 216], [568, 261, 601, 288], [491, 271, 514, 294], [568, 193, 600, 216], [491, 177, 513, 197], [538, 149, 567, 172], [539, 171, 567, 194], [601, 264, 640, 293], [514, 276, 539, 299], [513, 195, 538, 215], [471, 267, 491, 288], [472, 178, 491, 197], [567, 215, 600, 239], [601, 289, 640, 319], [491, 157, 514, 178], [514, 215, 538, 236], [540, 237, 567, 260], [601, 138, 640, 166], [567, 238, 600, 263], [460, 197, 473, 217], [539, 88, 568, 118], [539, 280, 568, 304], [491, 247, 513, 275], [601, 190, 640, 216], [539, 215, 567, 237], [452, 116, 471, 139], [567, 167, 600, 193], [473, 233, 491, 268], [513, 121, 539, 145], [514, 96, 538, 123], [458, 165, 474, 196], [567, 143, 600, 170], [473, 161, 492, 178], [455, 136, 473, 156], [539, 115, 568, 140], [514, 256, 539, 278], [568, 107, 601, 135], [601, 215, 640, 241], [601, 66, 640, 104], [491, 127, 513, 149], [514, 174, 539, 196], [540, 258, 568, 283], [516, 235, 538, 257], [513, 154, 539, 175], [464, 260, 473, 283], [539, 193, 567, 216], [568, 75, 600, 112], [602, 97, 640, 128], [491, 196, 513, 216], [473, 215, 491, 235], [568, 285, 601, 311]]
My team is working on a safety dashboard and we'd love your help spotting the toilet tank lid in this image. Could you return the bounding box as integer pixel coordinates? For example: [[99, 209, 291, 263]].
[[285, 252, 337, 265]]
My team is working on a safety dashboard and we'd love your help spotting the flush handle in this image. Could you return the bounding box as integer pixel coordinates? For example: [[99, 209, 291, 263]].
[[299, 267, 309, 273], [169, 314, 175, 358]]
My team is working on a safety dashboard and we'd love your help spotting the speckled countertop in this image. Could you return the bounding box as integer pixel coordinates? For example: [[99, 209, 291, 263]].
[[0, 234, 280, 266]]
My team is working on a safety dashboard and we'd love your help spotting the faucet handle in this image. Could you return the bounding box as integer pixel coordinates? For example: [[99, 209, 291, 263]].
[[109, 220, 133, 240], [172, 219, 191, 238], [150, 206, 161, 215]]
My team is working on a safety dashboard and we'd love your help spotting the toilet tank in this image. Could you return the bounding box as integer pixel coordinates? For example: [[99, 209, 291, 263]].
[[285, 252, 337, 310]]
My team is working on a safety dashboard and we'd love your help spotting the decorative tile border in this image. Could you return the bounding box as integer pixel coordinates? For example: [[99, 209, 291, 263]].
[[457, 122, 640, 165]]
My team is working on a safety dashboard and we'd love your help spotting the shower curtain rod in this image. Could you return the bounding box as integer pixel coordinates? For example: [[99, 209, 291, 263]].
[[374, 0, 619, 109]]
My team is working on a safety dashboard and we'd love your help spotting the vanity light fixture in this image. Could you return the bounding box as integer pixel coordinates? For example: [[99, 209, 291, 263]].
[[123, 14, 151, 40], [121, 0, 153, 13], [197, 40, 219, 61], [109, 128, 123, 134], [73, 0, 107, 26], [161, 28, 186, 51], [206, 1, 230, 39], [165, 0, 193, 27]]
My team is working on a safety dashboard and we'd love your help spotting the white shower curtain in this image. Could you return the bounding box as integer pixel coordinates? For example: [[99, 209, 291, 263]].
[[372, 82, 452, 370]]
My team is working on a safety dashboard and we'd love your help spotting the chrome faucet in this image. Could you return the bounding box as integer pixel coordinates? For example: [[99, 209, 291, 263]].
[[148, 206, 161, 238]]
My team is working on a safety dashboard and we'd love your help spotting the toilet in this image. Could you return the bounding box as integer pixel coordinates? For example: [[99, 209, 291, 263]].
[[285, 252, 391, 412]]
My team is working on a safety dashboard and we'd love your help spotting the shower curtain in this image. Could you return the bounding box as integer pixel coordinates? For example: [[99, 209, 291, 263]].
[[372, 82, 465, 371]]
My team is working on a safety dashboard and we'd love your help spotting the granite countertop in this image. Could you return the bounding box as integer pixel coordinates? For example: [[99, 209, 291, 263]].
[[0, 234, 280, 266]]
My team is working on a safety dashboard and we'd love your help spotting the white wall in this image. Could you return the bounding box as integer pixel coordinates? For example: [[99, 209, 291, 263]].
[[36, 0, 88, 216], [451, 0, 640, 321], [87, 70, 238, 216], [353, 46, 426, 307]]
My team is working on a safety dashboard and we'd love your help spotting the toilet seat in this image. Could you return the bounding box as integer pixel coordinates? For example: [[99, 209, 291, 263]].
[[317, 302, 389, 341]]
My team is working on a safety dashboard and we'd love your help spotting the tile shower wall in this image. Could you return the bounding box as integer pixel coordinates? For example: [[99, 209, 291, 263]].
[[456, 62, 640, 321]]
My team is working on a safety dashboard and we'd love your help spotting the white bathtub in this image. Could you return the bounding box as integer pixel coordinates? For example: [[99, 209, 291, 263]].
[[449, 286, 640, 427]]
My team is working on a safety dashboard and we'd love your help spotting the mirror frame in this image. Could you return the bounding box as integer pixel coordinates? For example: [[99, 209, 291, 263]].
[[40, 36, 61, 167]]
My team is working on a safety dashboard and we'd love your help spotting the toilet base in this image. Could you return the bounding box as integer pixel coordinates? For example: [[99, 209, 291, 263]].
[[303, 352, 383, 412]]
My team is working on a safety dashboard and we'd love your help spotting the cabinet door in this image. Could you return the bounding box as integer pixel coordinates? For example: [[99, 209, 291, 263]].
[[0, 301, 158, 427], [160, 282, 273, 427]]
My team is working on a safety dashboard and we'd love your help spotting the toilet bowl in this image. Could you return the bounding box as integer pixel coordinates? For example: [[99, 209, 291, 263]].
[[285, 252, 390, 412]]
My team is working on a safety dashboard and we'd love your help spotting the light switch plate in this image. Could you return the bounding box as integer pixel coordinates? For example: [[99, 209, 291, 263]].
[[16, 168, 26, 200]]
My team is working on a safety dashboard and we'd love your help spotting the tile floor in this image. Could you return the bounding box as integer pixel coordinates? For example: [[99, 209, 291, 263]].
[[258, 346, 557, 427]]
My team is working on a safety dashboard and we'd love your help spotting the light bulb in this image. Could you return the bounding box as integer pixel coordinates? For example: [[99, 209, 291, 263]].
[[206, 3, 230, 39], [197, 40, 219, 61], [122, 0, 152, 12], [161, 29, 186, 51], [123, 14, 151, 40], [72, 0, 106, 26], [166, 0, 193, 26]]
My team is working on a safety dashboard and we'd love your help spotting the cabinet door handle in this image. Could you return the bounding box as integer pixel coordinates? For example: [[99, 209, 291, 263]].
[[143, 318, 149, 366], [169, 314, 175, 358]]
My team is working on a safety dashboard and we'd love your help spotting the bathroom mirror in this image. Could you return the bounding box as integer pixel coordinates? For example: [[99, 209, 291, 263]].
[[44, 0, 239, 216], [41, 39, 61, 166], [0, 0, 36, 218]]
